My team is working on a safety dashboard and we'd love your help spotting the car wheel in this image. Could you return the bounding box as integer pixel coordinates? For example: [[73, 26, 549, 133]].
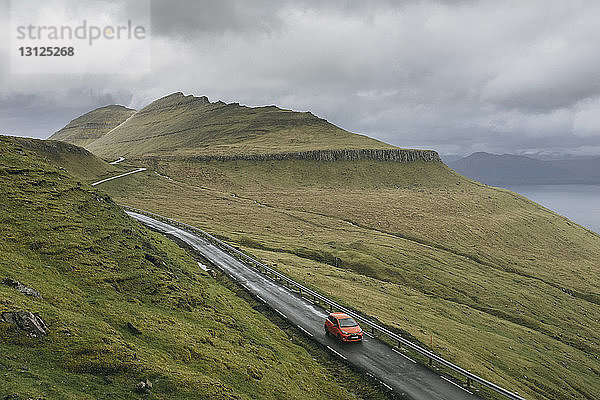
[[325, 327, 329, 336]]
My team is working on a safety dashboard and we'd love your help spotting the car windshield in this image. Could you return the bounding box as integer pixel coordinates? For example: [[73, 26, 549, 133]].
[[338, 317, 358, 327]]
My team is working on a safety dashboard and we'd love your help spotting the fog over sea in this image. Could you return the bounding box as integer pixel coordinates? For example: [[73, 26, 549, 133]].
[[505, 185, 600, 234]]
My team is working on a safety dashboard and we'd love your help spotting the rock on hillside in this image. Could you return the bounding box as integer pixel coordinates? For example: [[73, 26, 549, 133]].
[[186, 148, 441, 163]]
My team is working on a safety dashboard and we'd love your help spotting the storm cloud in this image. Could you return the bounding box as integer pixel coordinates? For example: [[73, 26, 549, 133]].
[[2, 0, 600, 156]]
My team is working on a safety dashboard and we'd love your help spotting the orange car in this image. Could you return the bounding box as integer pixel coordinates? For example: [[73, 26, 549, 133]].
[[324, 312, 363, 342]]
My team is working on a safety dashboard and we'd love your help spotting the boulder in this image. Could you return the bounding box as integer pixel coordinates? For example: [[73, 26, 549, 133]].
[[135, 379, 152, 394], [127, 322, 141, 335], [1, 311, 48, 337], [1, 278, 42, 298]]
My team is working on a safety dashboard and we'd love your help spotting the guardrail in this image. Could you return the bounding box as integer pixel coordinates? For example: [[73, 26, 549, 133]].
[[122, 205, 527, 400]]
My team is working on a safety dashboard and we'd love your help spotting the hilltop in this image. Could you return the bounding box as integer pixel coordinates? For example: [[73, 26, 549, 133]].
[[0, 135, 384, 400], [82, 92, 398, 159], [49, 105, 135, 148], [2, 135, 121, 182]]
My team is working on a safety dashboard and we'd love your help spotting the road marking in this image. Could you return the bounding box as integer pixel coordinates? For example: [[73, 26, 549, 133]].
[[91, 168, 147, 186], [364, 332, 374, 338], [381, 381, 393, 391], [392, 348, 417, 363], [297, 325, 313, 337], [274, 308, 287, 319], [440, 376, 473, 395], [256, 295, 266, 303], [326, 346, 347, 360]]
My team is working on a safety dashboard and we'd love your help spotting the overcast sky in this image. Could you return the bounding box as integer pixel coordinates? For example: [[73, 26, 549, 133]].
[[2, 0, 600, 156]]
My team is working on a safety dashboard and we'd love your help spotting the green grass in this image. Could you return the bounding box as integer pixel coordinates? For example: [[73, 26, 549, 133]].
[[0, 138, 388, 399], [2, 135, 124, 183], [99, 158, 600, 400], [49, 105, 135, 148], [84, 93, 396, 159]]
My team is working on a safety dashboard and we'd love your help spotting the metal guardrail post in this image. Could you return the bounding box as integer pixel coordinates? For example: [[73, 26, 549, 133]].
[[121, 205, 528, 400]]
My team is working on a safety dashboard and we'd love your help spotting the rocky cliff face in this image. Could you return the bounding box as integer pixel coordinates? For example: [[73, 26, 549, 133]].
[[184, 148, 441, 163]]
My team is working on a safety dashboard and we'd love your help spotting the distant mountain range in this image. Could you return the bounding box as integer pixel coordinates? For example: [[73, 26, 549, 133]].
[[448, 152, 600, 185]]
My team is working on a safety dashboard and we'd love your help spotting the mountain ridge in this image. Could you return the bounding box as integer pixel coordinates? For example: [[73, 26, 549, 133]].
[[449, 151, 600, 185], [51, 92, 435, 160]]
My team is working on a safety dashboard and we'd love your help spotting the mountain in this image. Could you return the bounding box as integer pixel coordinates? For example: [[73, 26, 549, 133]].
[[51, 94, 600, 399], [83, 92, 398, 159], [449, 152, 600, 185], [49, 105, 135, 148], [550, 157, 600, 183], [0, 135, 379, 399]]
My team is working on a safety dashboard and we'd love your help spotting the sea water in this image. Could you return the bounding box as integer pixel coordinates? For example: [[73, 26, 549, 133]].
[[505, 185, 600, 234]]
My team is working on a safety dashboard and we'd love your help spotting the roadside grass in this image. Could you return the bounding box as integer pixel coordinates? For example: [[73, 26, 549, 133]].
[[0, 139, 383, 399], [212, 270, 391, 400], [99, 159, 600, 400]]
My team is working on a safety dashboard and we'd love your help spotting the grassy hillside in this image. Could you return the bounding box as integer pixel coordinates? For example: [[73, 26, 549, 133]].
[[2, 135, 123, 182], [99, 159, 600, 400], [49, 105, 135, 148], [85, 93, 396, 159], [0, 137, 386, 400]]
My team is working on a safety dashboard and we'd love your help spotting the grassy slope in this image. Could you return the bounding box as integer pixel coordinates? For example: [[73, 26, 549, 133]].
[[0, 138, 385, 400], [85, 93, 395, 159], [100, 159, 600, 400], [3, 135, 123, 182], [48, 105, 136, 148]]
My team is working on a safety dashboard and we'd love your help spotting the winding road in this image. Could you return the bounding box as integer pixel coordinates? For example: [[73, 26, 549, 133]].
[[127, 210, 482, 400], [91, 167, 146, 186]]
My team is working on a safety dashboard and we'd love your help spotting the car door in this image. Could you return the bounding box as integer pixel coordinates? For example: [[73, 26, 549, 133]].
[[326, 316, 338, 335], [329, 316, 340, 336]]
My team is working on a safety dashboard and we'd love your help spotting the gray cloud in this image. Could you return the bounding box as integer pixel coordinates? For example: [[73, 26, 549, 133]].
[[2, 0, 600, 156], [0, 90, 133, 138], [150, 0, 286, 38]]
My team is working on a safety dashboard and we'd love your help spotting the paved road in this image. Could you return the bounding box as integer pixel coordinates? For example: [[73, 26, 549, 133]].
[[109, 157, 125, 165], [128, 211, 481, 400], [91, 167, 146, 186]]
